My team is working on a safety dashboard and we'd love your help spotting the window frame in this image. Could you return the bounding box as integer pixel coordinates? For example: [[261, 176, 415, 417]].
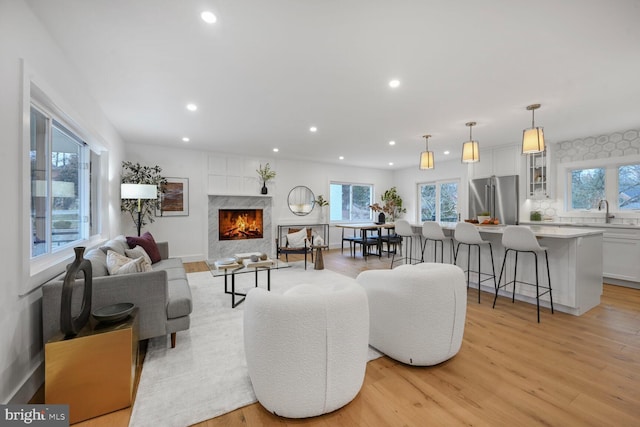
[[559, 154, 640, 215], [22, 71, 105, 293], [31, 103, 91, 257], [329, 181, 375, 223], [417, 179, 460, 223]]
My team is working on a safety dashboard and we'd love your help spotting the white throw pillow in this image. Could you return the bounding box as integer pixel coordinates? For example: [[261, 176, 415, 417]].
[[106, 250, 151, 275], [286, 228, 307, 248], [125, 245, 153, 266]]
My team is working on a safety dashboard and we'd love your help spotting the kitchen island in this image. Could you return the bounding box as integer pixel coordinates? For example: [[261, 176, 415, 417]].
[[435, 223, 604, 316]]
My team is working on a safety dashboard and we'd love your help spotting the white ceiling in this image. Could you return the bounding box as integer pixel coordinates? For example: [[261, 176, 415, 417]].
[[25, 0, 640, 169]]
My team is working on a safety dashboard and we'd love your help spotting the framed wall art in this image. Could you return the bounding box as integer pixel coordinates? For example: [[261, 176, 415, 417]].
[[157, 177, 189, 216]]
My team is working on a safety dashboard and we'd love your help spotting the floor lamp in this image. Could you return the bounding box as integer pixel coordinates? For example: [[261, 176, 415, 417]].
[[121, 183, 158, 236]]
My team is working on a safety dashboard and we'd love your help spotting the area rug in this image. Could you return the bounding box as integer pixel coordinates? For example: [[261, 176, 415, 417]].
[[128, 262, 382, 427]]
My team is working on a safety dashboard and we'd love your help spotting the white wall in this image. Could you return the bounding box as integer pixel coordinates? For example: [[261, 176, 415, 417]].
[[124, 144, 395, 258], [393, 158, 470, 223], [0, 0, 125, 403]]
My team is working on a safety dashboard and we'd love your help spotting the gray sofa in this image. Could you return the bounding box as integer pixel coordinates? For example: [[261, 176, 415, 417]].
[[42, 236, 192, 348]]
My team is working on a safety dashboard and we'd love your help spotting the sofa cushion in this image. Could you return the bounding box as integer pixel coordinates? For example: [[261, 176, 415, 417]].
[[126, 245, 152, 266], [100, 235, 129, 256], [286, 228, 307, 248], [106, 250, 152, 275], [152, 257, 183, 271], [83, 248, 109, 277], [127, 231, 162, 263], [167, 278, 193, 318]]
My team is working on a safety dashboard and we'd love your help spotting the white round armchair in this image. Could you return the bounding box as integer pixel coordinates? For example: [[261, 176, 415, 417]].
[[243, 281, 369, 418], [357, 263, 467, 366]]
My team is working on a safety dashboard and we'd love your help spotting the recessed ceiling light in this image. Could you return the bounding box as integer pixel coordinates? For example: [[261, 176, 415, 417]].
[[389, 162, 394, 166], [389, 79, 400, 88], [389, 141, 396, 146], [186, 103, 198, 111], [444, 150, 450, 155], [201, 11, 217, 24], [309, 126, 317, 132], [273, 148, 279, 152], [339, 156, 344, 160], [182, 137, 190, 142]]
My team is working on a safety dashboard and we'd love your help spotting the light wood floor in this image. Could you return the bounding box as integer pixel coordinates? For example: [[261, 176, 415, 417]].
[[40, 250, 640, 426]]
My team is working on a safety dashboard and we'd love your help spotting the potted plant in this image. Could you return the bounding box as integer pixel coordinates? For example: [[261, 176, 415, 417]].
[[256, 163, 276, 194], [477, 211, 491, 223]]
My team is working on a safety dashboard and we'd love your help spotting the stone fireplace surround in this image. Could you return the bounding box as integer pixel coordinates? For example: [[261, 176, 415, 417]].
[[208, 195, 273, 262]]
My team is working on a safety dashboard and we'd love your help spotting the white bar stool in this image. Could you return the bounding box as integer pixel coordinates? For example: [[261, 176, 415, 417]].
[[454, 222, 497, 303], [493, 225, 554, 323], [421, 222, 455, 263], [390, 220, 422, 268]]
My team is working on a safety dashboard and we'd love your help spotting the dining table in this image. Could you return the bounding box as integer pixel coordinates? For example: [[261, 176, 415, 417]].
[[335, 223, 397, 258]]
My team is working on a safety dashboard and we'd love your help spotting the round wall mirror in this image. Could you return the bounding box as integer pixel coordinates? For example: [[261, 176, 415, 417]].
[[288, 186, 315, 216]]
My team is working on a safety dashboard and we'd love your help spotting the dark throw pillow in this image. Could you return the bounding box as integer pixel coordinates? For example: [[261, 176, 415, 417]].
[[126, 231, 162, 263]]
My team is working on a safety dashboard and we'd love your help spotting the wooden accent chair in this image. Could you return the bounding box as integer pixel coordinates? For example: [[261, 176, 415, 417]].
[[276, 227, 314, 269]]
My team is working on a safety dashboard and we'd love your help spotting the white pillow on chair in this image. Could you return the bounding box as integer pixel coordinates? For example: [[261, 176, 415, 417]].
[[286, 228, 307, 248]]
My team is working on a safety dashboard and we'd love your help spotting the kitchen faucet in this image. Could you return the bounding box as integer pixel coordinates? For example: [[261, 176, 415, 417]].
[[597, 199, 615, 223]]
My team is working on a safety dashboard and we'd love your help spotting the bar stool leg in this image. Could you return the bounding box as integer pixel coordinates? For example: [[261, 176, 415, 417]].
[[494, 248, 508, 308], [488, 243, 497, 289], [512, 251, 518, 303], [545, 250, 554, 314], [476, 243, 481, 303], [534, 252, 540, 323]]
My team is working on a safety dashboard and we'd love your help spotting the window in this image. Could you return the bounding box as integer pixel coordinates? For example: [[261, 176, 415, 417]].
[[419, 180, 459, 222], [618, 164, 640, 210], [570, 168, 605, 209], [329, 182, 373, 222], [30, 104, 101, 258]]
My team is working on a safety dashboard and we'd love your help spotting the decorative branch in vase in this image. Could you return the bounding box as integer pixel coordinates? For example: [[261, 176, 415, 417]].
[[256, 163, 276, 194], [315, 195, 329, 223], [369, 187, 406, 222]]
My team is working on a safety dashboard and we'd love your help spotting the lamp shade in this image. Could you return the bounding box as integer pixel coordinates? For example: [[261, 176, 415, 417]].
[[522, 127, 545, 154], [121, 183, 157, 200], [419, 151, 434, 169], [461, 141, 479, 163]]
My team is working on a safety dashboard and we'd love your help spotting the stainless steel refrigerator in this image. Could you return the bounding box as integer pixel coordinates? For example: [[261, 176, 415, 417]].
[[469, 175, 519, 224]]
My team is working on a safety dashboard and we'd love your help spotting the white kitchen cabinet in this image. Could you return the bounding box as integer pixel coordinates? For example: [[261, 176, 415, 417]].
[[468, 144, 521, 179], [601, 228, 640, 285], [526, 147, 551, 199]]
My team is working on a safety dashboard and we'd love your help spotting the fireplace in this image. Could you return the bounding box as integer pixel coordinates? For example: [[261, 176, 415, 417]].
[[219, 209, 264, 240]]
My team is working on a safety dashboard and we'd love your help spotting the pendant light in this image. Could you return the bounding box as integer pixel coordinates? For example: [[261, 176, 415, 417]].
[[461, 121, 479, 163], [522, 103, 545, 154], [419, 134, 435, 170]]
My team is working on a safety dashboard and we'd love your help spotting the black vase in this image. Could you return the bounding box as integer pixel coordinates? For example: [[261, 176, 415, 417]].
[[261, 182, 268, 194], [378, 212, 386, 224], [60, 246, 93, 338]]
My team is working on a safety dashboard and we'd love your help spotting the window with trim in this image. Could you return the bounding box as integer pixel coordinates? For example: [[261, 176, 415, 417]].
[[618, 164, 640, 209], [569, 167, 605, 209], [30, 104, 101, 258], [418, 180, 459, 222], [329, 182, 373, 222]]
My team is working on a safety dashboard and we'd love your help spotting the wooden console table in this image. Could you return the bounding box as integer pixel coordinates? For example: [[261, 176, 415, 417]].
[[45, 308, 139, 424]]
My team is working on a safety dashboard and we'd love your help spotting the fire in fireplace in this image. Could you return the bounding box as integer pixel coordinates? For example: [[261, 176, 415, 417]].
[[219, 209, 264, 240]]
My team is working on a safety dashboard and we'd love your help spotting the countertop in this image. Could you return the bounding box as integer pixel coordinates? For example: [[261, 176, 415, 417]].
[[436, 222, 604, 239], [519, 221, 640, 229]]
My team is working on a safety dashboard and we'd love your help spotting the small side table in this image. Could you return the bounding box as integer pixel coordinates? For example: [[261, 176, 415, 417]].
[[45, 308, 139, 424], [312, 245, 329, 270]]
